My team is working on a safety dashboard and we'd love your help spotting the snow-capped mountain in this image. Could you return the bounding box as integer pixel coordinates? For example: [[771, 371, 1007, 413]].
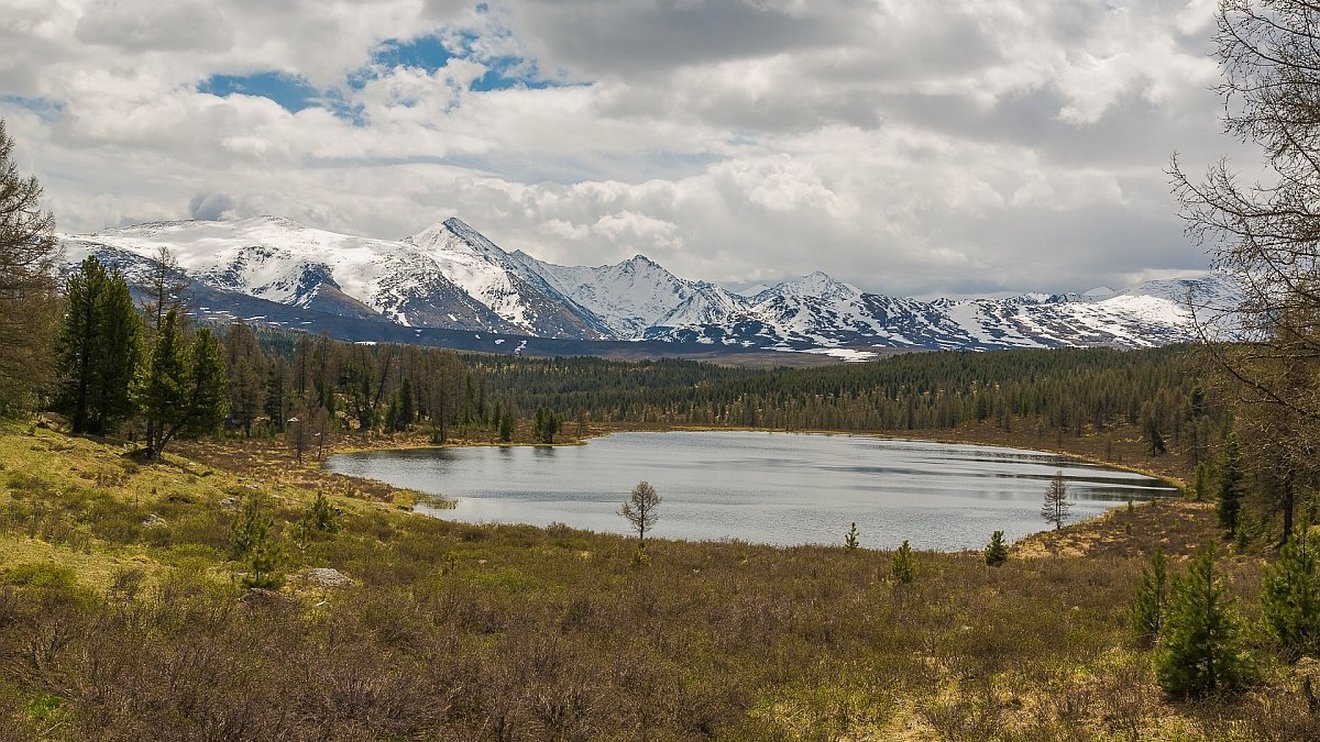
[[59, 216, 1237, 359]]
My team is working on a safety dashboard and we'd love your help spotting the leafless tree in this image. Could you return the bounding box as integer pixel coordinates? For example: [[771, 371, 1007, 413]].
[[619, 481, 661, 545], [1041, 471, 1071, 531], [1170, 0, 1320, 542]]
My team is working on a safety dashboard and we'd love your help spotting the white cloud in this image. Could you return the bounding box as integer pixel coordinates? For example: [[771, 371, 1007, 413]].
[[0, 0, 1258, 296]]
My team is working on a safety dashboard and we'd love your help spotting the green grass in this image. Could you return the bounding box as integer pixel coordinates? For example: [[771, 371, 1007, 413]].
[[0, 423, 1308, 740]]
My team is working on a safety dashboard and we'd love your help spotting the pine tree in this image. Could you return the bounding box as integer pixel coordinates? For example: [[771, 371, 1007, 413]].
[[984, 530, 1008, 567], [223, 322, 265, 437], [534, 406, 562, 443], [230, 495, 283, 590], [298, 491, 339, 536], [1155, 544, 1253, 696], [1263, 528, 1320, 659], [892, 540, 916, 584], [1129, 548, 1168, 646], [498, 405, 514, 443], [263, 357, 290, 433], [187, 328, 228, 437], [1041, 470, 1072, 530], [1217, 435, 1247, 536], [139, 310, 228, 458], [844, 522, 860, 551]]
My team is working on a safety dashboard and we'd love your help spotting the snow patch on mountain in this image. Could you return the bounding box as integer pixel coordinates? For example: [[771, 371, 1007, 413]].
[[58, 215, 1239, 357]]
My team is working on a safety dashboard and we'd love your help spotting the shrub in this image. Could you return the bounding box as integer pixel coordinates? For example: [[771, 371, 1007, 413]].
[[230, 495, 285, 590], [3, 562, 75, 589]]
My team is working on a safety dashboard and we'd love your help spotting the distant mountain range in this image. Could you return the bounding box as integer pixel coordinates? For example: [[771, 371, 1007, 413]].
[[59, 216, 1236, 361]]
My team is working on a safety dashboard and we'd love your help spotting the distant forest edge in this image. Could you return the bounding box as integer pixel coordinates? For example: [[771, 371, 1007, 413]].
[[247, 325, 1209, 452]]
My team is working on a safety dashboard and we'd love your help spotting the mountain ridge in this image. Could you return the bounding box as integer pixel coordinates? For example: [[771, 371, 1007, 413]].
[[59, 215, 1237, 360]]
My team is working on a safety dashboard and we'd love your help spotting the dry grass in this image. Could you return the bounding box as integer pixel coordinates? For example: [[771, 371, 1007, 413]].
[[0, 423, 1310, 740]]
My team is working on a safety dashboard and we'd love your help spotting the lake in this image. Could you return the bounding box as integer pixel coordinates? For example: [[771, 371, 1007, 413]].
[[325, 431, 1176, 551]]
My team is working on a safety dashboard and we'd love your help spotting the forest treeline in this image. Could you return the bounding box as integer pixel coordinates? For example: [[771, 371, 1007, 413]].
[[466, 345, 1206, 444]]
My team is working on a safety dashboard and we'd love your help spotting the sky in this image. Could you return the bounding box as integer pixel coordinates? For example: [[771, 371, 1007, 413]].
[[0, 0, 1259, 297]]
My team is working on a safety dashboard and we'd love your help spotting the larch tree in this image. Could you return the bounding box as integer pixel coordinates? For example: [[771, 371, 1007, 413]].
[[0, 119, 60, 415], [619, 480, 661, 546], [1171, 0, 1320, 543], [1040, 470, 1072, 531]]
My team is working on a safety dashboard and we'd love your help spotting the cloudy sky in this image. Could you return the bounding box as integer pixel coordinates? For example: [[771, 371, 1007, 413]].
[[1, 0, 1257, 296]]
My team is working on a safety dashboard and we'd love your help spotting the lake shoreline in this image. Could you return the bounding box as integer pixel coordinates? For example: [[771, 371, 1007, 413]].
[[327, 429, 1177, 552]]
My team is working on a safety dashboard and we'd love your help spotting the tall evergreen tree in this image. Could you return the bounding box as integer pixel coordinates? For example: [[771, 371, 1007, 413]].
[[139, 309, 228, 458], [1217, 435, 1247, 536], [223, 322, 264, 437], [56, 257, 142, 434], [264, 356, 291, 433]]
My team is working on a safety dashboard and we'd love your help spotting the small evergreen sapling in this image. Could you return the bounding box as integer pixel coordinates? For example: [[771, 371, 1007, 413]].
[[844, 522, 860, 551], [984, 531, 1008, 567], [1154, 544, 1253, 696], [1129, 548, 1168, 646], [294, 491, 339, 545], [1263, 528, 1320, 659], [892, 540, 916, 584], [230, 495, 284, 590]]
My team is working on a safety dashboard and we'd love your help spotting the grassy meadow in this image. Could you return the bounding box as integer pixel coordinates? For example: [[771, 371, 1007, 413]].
[[0, 421, 1311, 740]]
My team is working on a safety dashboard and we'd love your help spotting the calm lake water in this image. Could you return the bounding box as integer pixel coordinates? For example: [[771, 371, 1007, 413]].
[[326, 431, 1176, 551]]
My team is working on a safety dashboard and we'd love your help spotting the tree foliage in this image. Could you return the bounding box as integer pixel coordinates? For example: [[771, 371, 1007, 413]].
[[1171, 0, 1320, 545], [1217, 434, 1247, 536], [892, 540, 916, 584], [983, 530, 1008, 567], [56, 257, 142, 434], [138, 309, 228, 458], [230, 494, 284, 590], [1263, 527, 1320, 659], [0, 119, 59, 415], [1154, 544, 1253, 697], [1129, 548, 1168, 647]]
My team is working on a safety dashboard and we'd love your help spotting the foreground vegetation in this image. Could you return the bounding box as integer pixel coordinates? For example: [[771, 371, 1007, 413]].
[[0, 423, 1313, 740]]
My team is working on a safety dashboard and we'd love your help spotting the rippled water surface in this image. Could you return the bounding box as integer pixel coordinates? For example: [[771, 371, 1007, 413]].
[[326, 431, 1175, 550]]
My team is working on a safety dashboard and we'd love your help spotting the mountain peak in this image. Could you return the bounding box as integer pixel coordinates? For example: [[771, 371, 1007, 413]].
[[771, 271, 860, 300]]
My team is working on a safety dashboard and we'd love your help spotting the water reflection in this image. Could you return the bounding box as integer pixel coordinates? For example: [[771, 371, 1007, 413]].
[[327, 431, 1176, 551]]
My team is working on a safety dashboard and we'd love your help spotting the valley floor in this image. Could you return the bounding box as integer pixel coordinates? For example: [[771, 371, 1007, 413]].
[[0, 422, 1310, 740]]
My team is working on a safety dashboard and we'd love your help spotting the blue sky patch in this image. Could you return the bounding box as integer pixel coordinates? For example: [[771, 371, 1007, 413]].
[[198, 72, 319, 113], [196, 13, 578, 125], [0, 95, 64, 121]]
